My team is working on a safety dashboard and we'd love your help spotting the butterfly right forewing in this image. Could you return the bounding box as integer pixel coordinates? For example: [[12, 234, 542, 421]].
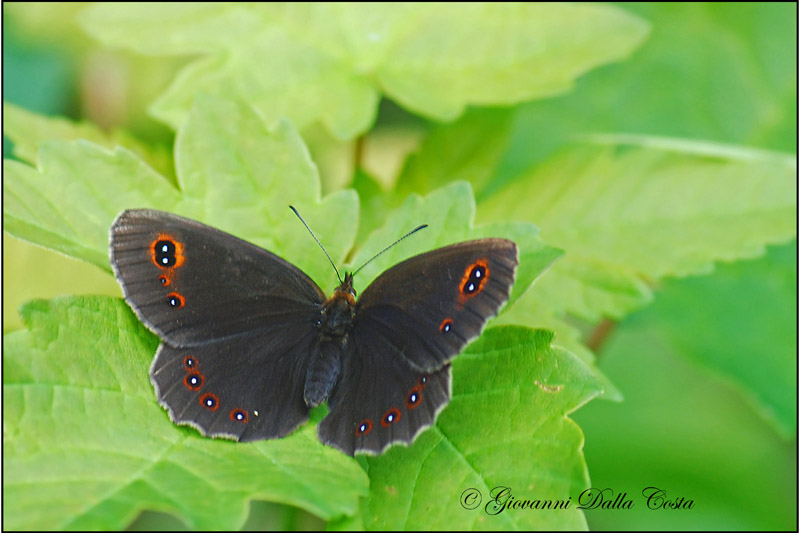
[[353, 239, 518, 372]]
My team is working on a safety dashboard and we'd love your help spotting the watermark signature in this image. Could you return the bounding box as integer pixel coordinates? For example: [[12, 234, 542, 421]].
[[460, 486, 694, 515]]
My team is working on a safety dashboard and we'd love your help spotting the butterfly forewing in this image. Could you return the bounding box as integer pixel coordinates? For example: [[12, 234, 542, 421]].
[[110, 209, 325, 346], [354, 239, 518, 372]]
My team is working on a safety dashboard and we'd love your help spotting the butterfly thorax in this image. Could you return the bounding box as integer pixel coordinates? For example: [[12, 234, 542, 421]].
[[317, 272, 357, 340]]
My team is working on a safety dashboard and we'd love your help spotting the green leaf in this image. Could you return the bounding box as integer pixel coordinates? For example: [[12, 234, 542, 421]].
[[373, 3, 649, 120], [3, 102, 174, 182], [479, 138, 797, 321], [3, 296, 368, 530], [360, 326, 604, 530], [3, 141, 178, 270], [77, 3, 266, 55], [648, 240, 797, 437], [2, 96, 358, 288], [150, 27, 379, 140], [492, 300, 624, 403], [79, 3, 649, 138]]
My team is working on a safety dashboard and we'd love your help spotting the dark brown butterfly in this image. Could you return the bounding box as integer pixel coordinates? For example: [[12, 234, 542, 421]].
[[110, 209, 517, 455]]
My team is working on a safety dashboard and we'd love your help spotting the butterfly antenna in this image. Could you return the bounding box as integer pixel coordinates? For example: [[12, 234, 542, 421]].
[[289, 205, 343, 285], [352, 224, 428, 277]]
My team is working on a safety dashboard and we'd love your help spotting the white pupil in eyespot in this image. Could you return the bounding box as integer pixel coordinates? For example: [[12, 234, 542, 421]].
[[474, 270, 482, 278], [161, 245, 168, 252], [468, 283, 475, 291], [360, 424, 366, 432], [161, 257, 169, 264]]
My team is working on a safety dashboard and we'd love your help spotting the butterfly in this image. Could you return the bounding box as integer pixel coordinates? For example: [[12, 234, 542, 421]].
[[110, 208, 518, 455]]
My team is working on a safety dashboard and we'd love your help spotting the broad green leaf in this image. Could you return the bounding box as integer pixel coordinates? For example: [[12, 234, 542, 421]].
[[79, 3, 649, 139], [150, 27, 379, 140], [2, 96, 358, 288], [360, 326, 604, 530], [3, 296, 368, 530], [649, 240, 797, 437], [479, 138, 797, 321], [371, 3, 649, 121], [3, 102, 174, 181], [3, 141, 178, 270], [492, 302, 624, 403], [77, 3, 264, 55]]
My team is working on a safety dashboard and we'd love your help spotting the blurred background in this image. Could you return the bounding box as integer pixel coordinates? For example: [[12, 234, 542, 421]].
[[3, 2, 796, 530]]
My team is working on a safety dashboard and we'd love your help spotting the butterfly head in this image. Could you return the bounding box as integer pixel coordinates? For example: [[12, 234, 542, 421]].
[[335, 272, 357, 302]]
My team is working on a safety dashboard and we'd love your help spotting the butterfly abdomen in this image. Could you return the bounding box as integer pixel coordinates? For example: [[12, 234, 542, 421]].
[[305, 287, 356, 408], [304, 340, 343, 408]]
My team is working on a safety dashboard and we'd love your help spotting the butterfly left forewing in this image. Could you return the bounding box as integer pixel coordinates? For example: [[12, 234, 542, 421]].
[[110, 209, 325, 346]]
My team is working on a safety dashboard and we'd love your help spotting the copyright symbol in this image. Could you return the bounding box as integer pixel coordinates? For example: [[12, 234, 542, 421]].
[[461, 488, 481, 510]]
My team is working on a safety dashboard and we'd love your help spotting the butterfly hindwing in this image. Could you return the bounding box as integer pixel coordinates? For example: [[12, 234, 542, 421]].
[[151, 329, 317, 441], [110, 209, 325, 346], [318, 341, 451, 455]]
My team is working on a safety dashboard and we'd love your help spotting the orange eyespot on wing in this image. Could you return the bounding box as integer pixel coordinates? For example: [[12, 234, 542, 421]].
[[167, 292, 185, 309], [150, 234, 185, 269], [355, 419, 373, 436], [458, 259, 489, 304]]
